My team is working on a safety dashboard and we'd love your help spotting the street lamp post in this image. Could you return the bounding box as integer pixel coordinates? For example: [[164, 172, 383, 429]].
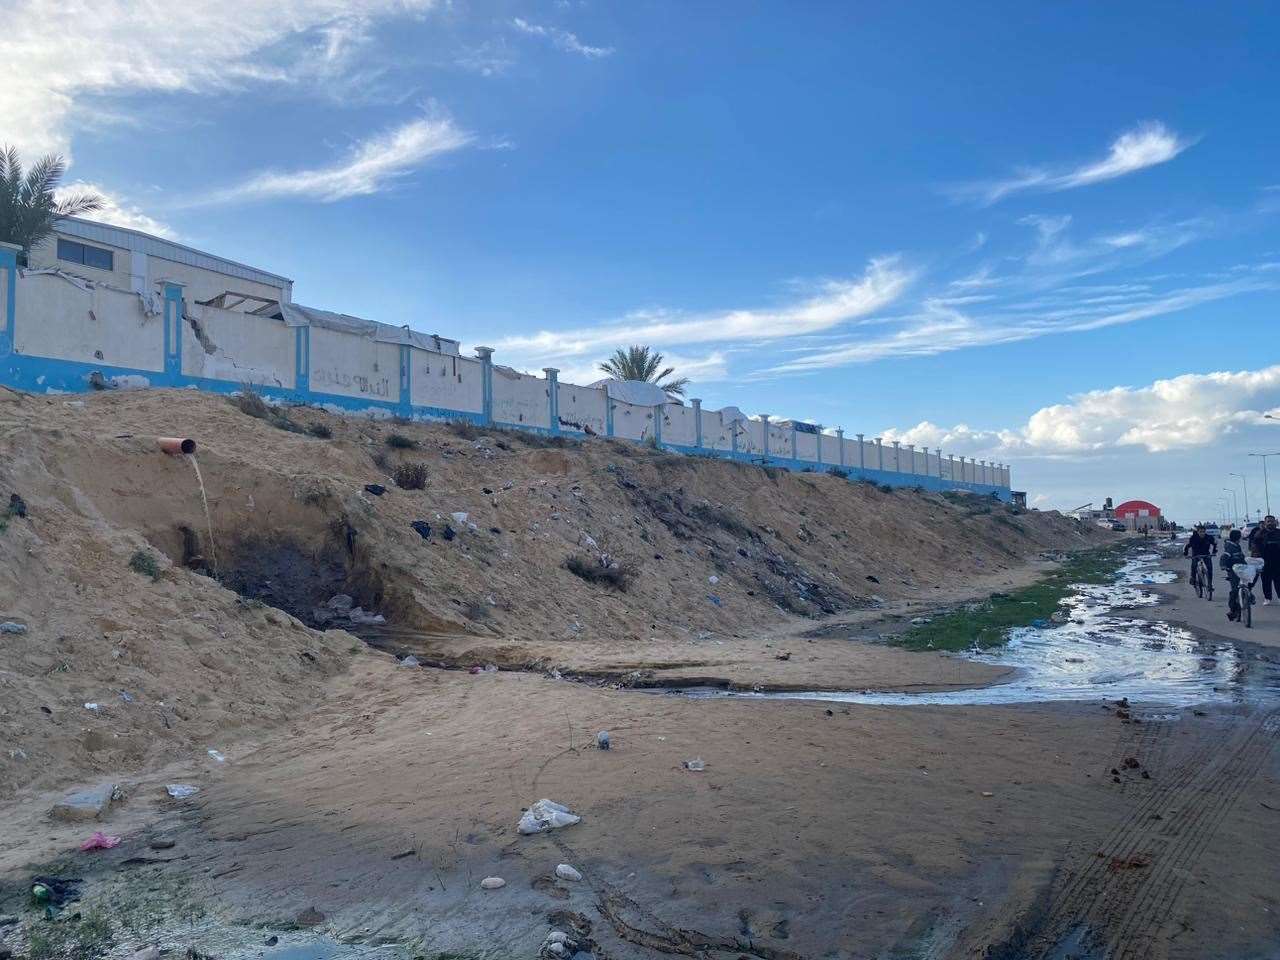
[[1248, 453, 1280, 517], [1230, 472, 1250, 523], [1223, 487, 1239, 525]]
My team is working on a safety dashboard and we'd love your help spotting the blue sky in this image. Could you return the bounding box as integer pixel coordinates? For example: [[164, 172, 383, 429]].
[[5, 1, 1279, 522]]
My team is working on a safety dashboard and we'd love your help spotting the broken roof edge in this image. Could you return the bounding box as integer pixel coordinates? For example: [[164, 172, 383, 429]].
[[280, 301, 460, 355]]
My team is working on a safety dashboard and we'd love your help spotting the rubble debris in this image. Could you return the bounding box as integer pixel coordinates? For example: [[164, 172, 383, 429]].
[[555, 863, 583, 882], [165, 784, 199, 799], [364, 484, 386, 496], [480, 876, 507, 890], [51, 783, 115, 822], [596, 731, 611, 750], [0, 621, 27, 634]]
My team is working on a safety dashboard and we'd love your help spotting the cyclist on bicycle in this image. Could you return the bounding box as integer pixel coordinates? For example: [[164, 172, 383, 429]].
[[1185, 523, 1217, 592], [1222, 529, 1247, 621]]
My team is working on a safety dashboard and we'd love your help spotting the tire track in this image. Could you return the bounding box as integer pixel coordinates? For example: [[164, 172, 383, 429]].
[[1108, 709, 1277, 960], [1025, 708, 1276, 959], [1023, 715, 1218, 950]]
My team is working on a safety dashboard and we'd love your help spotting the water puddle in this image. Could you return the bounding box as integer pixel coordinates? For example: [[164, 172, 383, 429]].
[[665, 552, 1280, 707]]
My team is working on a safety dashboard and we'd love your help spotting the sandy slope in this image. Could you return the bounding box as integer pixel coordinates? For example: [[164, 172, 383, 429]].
[[0, 386, 1101, 802]]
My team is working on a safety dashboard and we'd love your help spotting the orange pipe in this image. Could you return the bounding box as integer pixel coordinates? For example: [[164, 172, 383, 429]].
[[158, 437, 196, 456]]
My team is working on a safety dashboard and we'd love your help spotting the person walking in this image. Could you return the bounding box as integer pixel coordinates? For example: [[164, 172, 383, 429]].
[[1256, 515, 1280, 605]]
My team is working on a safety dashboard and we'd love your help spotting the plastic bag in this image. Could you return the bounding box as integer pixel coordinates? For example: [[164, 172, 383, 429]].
[[518, 799, 581, 835]]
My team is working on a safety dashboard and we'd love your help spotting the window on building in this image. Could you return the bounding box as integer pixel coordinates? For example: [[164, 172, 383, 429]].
[[57, 238, 114, 272]]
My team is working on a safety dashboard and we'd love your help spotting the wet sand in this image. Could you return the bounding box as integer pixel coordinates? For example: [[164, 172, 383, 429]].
[[3, 605, 1278, 960]]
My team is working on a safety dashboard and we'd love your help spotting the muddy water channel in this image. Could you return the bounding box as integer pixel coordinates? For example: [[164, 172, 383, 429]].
[[674, 551, 1280, 707]]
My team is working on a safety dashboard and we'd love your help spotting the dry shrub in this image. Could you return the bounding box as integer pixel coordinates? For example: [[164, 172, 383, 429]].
[[393, 461, 429, 490], [565, 553, 634, 590]]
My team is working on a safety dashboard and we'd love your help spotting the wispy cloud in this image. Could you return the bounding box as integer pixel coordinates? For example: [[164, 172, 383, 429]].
[[0, 0, 438, 159], [766, 271, 1275, 374], [956, 121, 1193, 205], [196, 116, 472, 205], [55, 182, 174, 238], [490, 257, 913, 366], [510, 17, 614, 59]]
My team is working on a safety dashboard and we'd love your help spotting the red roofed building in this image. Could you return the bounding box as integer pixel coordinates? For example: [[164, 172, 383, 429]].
[[1113, 499, 1162, 531]]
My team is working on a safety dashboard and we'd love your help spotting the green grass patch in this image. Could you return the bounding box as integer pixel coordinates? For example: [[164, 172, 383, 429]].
[[895, 546, 1128, 652]]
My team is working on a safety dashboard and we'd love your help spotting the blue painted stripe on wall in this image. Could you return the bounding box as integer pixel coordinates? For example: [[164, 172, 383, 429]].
[[0, 351, 1011, 498]]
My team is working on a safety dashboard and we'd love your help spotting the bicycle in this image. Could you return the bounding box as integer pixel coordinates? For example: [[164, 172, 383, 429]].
[[1190, 555, 1214, 600], [1233, 559, 1264, 628]]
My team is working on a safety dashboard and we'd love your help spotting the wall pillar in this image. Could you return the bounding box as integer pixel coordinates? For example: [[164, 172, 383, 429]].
[[543, 367, 560, 434], [398, 344, 412, 417], [875, 437, 883, 470], [857, 433, 865, 471], [691, 398, 702, 449], [815, 425, 823, 466], [731, 415, 738, 455], [294, 326, 310, 394], [836, 428, 845, 467], [162, 282, 185, 382], [0, 242, 17, 361], [906, 443, 915, 475], [653, 403, 663, 447], [475, 346, 494, 425], [935, 448, 943, 479], [790, 421, 798, 464], [891, 440, 901, 472], [760, 415, 771, 461]]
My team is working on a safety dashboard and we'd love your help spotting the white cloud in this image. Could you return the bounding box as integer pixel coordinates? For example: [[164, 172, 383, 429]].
[[883, 365, 1280, 459], [959, 121, 1193, 205], [196, 116, 472, 204], [491, 257, 913, 363], [510, 17, 614, 59], [882, 365, 1280, 522], [54, 182, 174, 238], [0, 0, 438, 159]]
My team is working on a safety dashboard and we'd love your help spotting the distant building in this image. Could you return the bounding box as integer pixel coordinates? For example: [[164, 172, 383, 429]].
[[1113, 499, 1163, 531]]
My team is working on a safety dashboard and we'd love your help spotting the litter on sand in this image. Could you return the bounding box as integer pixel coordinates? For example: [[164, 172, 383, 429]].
[[596, 730, 611, 750], [518, 799, 581, 835], [555, 863, 583, 881], [165, 784, 199, 799], [684, 758, 707, 771], [79, 831, 121, 851], [400, 655, 421, 667], [207, 749, 226, 763]]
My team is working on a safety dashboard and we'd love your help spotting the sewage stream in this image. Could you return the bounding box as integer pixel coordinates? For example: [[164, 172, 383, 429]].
[[663, 551, 1280, 707]]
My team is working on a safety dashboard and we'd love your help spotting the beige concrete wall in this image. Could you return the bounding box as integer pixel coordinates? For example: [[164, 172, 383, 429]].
[[14, 272, 164, 371]]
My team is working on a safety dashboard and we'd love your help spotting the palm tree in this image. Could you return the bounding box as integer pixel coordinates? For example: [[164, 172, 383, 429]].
[[0, 146, 103, 264], [598, 345, 690, 397]]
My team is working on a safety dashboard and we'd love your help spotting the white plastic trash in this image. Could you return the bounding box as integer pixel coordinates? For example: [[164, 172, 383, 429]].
[[518, 799, 581, 835], [451, 512, 469, 524], [684, 758, 706, 772], [166, 784, 199, 799]]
